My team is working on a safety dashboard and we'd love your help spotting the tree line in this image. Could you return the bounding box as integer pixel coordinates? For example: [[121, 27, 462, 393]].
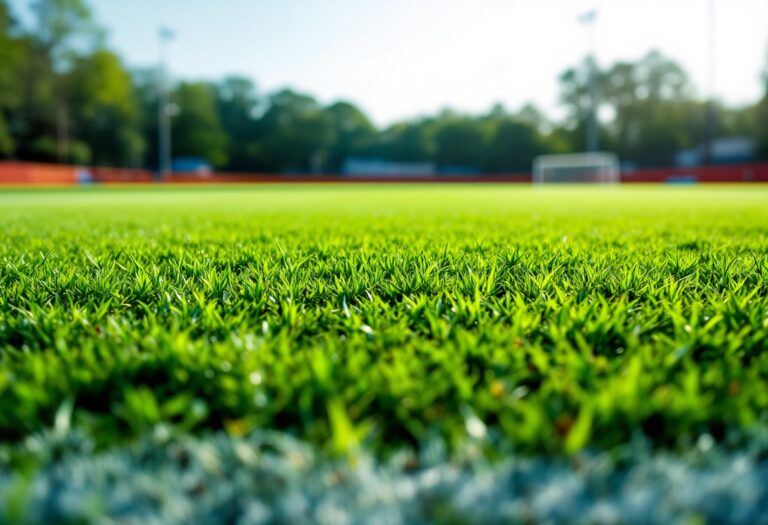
[[1, 0, 767, 173]]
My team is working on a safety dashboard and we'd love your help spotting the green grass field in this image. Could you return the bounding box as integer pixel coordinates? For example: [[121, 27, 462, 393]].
[[1, 184, 768, 523]]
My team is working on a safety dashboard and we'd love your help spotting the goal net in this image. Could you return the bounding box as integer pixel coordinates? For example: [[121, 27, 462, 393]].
[[532, 153, 620, 184]]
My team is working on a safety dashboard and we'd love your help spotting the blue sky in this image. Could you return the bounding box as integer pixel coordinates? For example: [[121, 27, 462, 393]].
[[11, 0, 768, 125]]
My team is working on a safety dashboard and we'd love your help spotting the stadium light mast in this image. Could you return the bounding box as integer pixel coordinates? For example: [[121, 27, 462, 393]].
[[579, 9, 599, 153], [158, 28, 174, 181]]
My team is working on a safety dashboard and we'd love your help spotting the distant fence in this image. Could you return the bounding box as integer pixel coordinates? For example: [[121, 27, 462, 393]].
[[1, 161, 768, 185]]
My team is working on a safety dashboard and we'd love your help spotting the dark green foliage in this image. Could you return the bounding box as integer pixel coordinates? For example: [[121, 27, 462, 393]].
[[485, 119, 547, 173], [67, 49, 144, 166], [434, 117, 488, 169], [0, 185, 766, 457], [171, 82, 229, 167], [251, 89, 334, 172]]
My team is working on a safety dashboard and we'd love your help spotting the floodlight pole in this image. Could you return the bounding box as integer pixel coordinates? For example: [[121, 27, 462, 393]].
[[580, 10, 599, 153], [158, 28, 174, 181], [703, 0, 716, 165]]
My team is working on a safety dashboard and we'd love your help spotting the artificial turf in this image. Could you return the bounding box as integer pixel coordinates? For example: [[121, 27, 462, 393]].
[[1, 184, 767, 459]]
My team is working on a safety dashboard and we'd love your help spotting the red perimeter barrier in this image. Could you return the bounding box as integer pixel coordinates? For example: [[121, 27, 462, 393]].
[[161, 164, 768, 184], [621, 163, 768, 183], [90, 166, 153, 184], [2, 161, 768, 185], [76, 162, 768, 185], [162, 173, 531, 184], [0, 162, 79, 185]]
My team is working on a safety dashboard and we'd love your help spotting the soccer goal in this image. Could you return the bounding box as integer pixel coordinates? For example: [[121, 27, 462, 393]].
[[532, 152, 620, 184]]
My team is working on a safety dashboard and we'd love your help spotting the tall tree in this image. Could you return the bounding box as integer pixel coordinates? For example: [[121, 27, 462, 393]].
[[559, 50, 704, 167], [132, 68, 163, 169], [0, 0, 24, 155], [616, 52, 696, 166], [375, 120, 436, 163], [323, 101, 376, 171], [485, 119, 546, 173], [67, 49, 144, 166], [254, 89, 333, 172], [434, 115, 488, 169], [558, 61, 593, 131], [29, 0, 101, 162], [172, 82, 228, 167], [215, 76, 261, 170]]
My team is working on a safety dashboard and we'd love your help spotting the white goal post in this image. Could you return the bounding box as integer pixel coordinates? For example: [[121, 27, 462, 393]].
[[532, 152, 620, 184]]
